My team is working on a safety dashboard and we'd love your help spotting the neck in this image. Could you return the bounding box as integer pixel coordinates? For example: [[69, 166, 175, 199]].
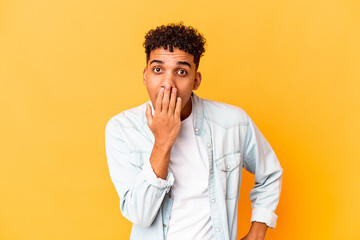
[[180, 97, 192, 121]]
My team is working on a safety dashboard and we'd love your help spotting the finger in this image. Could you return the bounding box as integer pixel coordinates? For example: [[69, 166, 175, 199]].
[[168, 87, 177, 114], [174, 97, 182, 118], [155, 87, 164, 113], [145, 103, 153, 126], [162, 86, 171, 112]]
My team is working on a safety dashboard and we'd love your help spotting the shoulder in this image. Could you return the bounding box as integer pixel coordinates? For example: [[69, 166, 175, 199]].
[[200, 98, 251, 127], [105, 102, 148, 133]]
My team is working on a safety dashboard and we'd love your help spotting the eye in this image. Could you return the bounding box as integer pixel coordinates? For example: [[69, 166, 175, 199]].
[[178, 69, 187, 75], [153, 67, 161, 73]]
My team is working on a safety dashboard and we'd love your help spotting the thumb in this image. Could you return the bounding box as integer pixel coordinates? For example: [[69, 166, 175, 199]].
[[145, 103, 153, 126]]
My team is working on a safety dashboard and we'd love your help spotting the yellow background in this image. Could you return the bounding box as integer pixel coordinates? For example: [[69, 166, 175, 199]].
[[1, 0, 359, 239]]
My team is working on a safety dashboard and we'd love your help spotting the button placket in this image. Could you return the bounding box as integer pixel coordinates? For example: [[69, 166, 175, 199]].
[[197, 113, 223, 239]]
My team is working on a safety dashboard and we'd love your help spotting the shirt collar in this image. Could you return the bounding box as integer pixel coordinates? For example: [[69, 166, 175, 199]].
[[191, 92, 204, 136]]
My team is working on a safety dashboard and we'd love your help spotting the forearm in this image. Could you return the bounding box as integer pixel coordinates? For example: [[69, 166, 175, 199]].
[[242, 222, 268, 240], [149, 141, 172, 180], [250, 222, 267, 238]]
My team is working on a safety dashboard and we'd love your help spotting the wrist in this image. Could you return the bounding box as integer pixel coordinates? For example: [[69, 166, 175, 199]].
[[249, 222, 267, 239], [154, 140, 173, 153]]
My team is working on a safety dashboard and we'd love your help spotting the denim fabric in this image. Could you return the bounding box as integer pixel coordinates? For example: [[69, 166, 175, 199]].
[[105, 93, 283, 240]]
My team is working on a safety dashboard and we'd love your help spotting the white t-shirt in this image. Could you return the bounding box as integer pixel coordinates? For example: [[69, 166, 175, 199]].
[[166, 111, 214, 240]]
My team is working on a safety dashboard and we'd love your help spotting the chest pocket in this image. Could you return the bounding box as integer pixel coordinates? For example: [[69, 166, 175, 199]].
[[215, 152, 242, 199]]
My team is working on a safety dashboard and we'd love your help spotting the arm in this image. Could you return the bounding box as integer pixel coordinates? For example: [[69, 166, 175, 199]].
[[105, 86, 181, 227], [145, 86, 182, 180], [241, 117, 283, 238], [105, 119, 173, 227]]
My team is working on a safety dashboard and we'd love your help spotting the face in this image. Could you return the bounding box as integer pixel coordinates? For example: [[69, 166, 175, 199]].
[[143, 47, 202, 118]]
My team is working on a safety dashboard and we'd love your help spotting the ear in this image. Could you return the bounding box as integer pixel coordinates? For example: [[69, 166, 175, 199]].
[[193, 72, 202, 90], [143, 67, 147, 85]]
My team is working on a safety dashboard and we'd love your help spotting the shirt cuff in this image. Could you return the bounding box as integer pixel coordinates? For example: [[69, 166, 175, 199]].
[[250, 207, 278, 229], [141, 159, 174, 192]]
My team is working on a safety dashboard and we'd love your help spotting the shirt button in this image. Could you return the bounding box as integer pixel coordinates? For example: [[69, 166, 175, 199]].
[[211, 199, 215, 203], [216, 228, 220, 232], [195, 128, 199, 132], [163, 224, 167, 227], [207, 143, 211, 148], [210, 170, 213, 174], [227, 165, 231, 170]]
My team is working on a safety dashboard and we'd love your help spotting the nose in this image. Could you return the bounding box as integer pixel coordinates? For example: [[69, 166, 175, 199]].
[[161, 72, 175, 89]]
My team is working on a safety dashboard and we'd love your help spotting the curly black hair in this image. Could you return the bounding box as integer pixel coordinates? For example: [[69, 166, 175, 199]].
[[143, 22, 206, 71]]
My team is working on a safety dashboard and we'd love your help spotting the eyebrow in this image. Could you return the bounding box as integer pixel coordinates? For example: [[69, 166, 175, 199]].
[[177, 61, 191, 68], [149, 60, 191, 68], [150, 60, 164, 65]]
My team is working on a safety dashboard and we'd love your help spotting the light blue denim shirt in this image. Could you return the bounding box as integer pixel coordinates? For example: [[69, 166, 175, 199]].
[[105, 93, 283, 240]]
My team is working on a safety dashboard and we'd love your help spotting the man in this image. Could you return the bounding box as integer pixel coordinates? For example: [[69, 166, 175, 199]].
[[105, 23, 283, 240]]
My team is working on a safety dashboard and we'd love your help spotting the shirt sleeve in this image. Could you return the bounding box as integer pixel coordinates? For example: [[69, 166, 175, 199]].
[[242, 116, 283, 229], [105, 117, 174, 227]]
